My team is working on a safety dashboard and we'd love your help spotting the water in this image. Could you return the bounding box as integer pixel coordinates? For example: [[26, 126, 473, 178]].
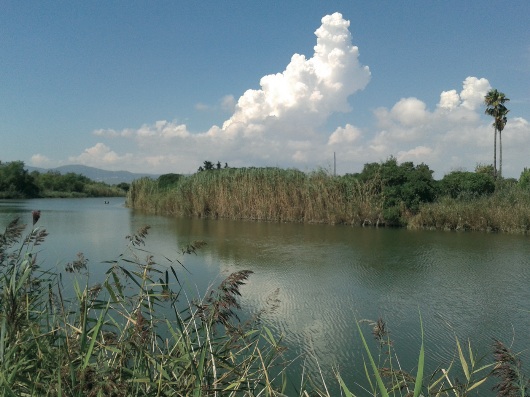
[[1, 198, 529, 394]]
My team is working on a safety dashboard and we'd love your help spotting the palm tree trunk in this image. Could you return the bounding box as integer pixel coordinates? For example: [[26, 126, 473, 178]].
[[494, 127, 498, 179], [499, 131, 502, 178]]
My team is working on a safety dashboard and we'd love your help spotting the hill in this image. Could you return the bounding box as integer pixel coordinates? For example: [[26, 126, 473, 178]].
[[26, 165, 159, 185]]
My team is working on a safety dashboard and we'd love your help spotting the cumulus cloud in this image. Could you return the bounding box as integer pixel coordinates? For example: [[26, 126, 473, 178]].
[[79, 12, 371, 172], [68, 143, 133, 167], [222, 12, 371, 135], [220, 95, 236, 113], [328, 124, 361, 145], [61, 14, 529, 178]]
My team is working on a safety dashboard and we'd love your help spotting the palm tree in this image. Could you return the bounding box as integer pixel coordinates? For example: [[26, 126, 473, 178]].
[[484, 89, 510, 178]]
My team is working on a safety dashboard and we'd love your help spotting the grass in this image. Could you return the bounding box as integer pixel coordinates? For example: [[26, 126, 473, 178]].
[[0, 218, 289, 396], [127, 168, 530, 234], [127, 168, 385, 226], [1, 216, 529, 396], [409, 187, 530, 233]]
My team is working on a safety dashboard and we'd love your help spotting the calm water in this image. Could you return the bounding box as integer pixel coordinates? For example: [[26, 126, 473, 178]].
[[1, 198, 530, 394]]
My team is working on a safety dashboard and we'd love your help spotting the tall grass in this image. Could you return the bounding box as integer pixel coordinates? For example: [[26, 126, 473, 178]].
[[127, 168, 385, 226], [0, 218, 290, 396], [410, 187, 530, 233]]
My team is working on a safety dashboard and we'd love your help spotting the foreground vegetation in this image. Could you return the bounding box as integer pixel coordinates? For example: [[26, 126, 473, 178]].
[[127, 159, 530, 234], [1, 216, 529, 396], [0, 161, 128, 198]]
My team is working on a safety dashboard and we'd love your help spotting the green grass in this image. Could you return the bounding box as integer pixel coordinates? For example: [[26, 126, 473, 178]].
[[127, 168, 385, 226], [127, 168, 530, 234]]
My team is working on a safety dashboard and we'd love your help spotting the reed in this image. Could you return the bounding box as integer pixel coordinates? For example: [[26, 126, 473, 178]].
[[127, 168, 385, 226], [0, 218, 290, 396], [409, 186, 530, 233]]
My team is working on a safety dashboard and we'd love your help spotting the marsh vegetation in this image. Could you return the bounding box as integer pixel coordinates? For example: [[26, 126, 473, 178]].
[[127, 159, 530, 234]]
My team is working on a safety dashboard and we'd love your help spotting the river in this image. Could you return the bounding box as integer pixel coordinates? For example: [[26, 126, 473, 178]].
[[1, 197, 529, 395]]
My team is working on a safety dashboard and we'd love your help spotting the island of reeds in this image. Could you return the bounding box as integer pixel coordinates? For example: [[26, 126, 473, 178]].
[[126, 158, 530, 234]]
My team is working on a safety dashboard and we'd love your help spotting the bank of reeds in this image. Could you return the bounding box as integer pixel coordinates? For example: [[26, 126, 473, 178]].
[[410, 187, 530, 233], [2, 216, 529, 396], [128, 168, 530, 234], [127, 168, 384, 226]]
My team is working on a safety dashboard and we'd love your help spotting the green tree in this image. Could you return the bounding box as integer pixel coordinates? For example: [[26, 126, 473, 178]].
[[356, 157, 436, 224], [0, 161, 40, 198], [519, 168, 530, 190], [484, 89, 510, 178], [440, 171, 495, 199]]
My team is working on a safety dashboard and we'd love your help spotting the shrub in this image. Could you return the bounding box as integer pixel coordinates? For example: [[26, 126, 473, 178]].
[[157, 173, 183, 189], [439, 171, 495, 199], [519, 167, 530, 190], [356, 157, 437, 224]]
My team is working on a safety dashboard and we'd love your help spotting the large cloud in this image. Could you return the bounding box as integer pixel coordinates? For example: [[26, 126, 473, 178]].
[[43, 15, 530, 178], [223, 12, 371, 133], [70, 12, 372, 173]]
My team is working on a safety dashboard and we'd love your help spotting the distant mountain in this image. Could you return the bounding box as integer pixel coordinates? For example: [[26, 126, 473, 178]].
[[26, 165, 160, 185]]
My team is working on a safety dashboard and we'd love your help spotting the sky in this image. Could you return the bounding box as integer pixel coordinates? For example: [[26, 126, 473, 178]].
[[1, 1, 529, 179]]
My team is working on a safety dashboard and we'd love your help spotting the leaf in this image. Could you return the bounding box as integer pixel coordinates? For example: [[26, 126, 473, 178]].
[[456, 337, 470, 381], [356, 319, 389, 397], [336, 373, 356, 397], [413, 314, 425, 397], [82, 301, 109, 370]]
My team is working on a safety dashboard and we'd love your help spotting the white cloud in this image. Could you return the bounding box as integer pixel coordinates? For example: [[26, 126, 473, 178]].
[[460, 77, 491, 110], [30, 154, 53, 167], [222, 12, 370, 135], [397, 146, 433, 162], [68, 143, 133, 167], [438, 90, 460, 110], [60, 16, 529, 178], [390, 97, 429, 127], [328, 124, 361, 145]]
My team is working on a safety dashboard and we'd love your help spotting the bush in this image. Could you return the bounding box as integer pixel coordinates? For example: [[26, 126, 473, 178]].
[[519, 168, 530, 190], [157, 173, 183, 189], [356, 157, 437, 224], [440, 171, 495, 199]]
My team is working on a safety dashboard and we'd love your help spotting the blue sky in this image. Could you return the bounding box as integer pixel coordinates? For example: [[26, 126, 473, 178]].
[[2, 1, 529, 178]]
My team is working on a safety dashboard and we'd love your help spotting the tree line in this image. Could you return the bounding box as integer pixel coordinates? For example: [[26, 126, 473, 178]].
[[0, 161, 128, 198]]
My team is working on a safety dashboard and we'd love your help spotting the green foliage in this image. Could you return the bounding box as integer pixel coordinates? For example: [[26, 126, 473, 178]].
[[128, 167, 385, 226], [116, 182, 130, 192], [157, 173, 183, 189], [356, 157, 437, 225], [475, 163, 495, 177], [519, 168, 530, 190], [0, 161, 126, 198], [439, 171, 495, 199], [0, 161, 40, 198], [33, 170, 125, 197], [484, 88, 510, 178]]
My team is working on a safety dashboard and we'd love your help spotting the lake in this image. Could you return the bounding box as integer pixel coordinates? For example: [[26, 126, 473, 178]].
[[1, 197, 529, 394]]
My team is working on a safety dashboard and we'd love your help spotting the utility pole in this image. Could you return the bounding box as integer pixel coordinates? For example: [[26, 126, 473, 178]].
[[334, 152, 336, 176]]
